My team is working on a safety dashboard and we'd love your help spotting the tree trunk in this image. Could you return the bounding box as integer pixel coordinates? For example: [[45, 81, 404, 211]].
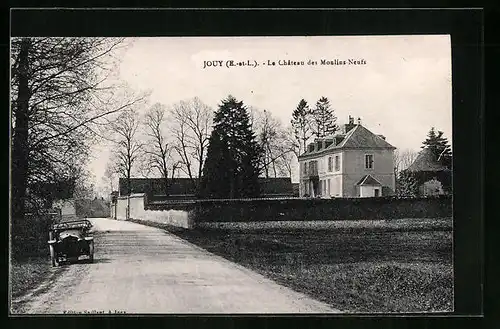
[[162, 159, 169, 196], [196, 146, 204, 195], [11, 38, 31, 221], [198, 146, 204, 180], [229, 164, 235, 199], [126, 169, 131, 220], [182, 149, 196, 193]]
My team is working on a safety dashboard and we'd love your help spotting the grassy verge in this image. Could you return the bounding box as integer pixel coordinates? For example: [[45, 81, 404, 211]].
[[254, 262, 452, 313], [10, 219, 53, 312], [196, 217, 452, 231], [10, 256, 52, 299], [131, 218, 453, 313]]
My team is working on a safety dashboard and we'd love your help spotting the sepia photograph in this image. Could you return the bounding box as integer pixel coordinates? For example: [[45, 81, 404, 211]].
[[10, 34, 454, 314]]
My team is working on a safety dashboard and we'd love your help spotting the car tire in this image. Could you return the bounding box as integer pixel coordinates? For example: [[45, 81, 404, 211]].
[[88, 240, 94, 263], [49, 244, 58, 267]]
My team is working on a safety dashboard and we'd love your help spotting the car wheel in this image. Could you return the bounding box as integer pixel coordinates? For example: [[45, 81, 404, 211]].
[[49, 245, 58, 267], [88, 240, 94, 263]]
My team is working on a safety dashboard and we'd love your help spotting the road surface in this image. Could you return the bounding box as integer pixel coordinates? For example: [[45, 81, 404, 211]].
[[13, 218, 339, 314]]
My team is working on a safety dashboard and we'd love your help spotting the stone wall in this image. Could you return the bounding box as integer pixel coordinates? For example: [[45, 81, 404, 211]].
[[113, 193, 451, 228], [115, 194, 192, 228]]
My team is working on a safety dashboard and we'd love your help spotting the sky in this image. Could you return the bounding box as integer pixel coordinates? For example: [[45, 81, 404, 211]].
[[88, 35, 452, 193]]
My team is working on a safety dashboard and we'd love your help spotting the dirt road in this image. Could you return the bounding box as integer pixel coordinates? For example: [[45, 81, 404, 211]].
[[12, 218, 339, 314]]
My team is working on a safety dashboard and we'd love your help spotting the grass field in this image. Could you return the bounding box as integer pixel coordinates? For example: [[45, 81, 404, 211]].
[[160, 218, 453, 313]]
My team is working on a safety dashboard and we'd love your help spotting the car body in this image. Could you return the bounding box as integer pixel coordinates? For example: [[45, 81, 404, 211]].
[[48, 219, 94, 266]]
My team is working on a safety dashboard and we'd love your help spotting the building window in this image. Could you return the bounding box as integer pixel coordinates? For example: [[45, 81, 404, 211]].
[[328, 157, 333, 172], [327, 179, 331, 195], [309, 161, 318, 175], [335, 155, 340, 171], [365, 154, 374, 169], [303, 161, 307, 174]]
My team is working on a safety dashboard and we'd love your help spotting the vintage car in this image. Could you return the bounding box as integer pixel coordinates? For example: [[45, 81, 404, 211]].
[[48, 219, 94, 266]]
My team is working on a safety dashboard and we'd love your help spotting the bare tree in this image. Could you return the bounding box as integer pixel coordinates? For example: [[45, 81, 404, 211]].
[[143, 103, 175, 195], [10, 37, 143, 222], [401, 149, 418, 171], [253, 109, 296, 178], [393, 149, 402, 177], [394, 148, 419, 175], [74, 170, 97, 200], [109, 109, 143, 219], [170, 97, 213, 190], [275, 126, 300, 178], [102, 159, 117, 195]]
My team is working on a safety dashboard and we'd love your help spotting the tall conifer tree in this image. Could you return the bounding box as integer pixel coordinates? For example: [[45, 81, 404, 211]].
[[291, 99, 313, 154], [311, 96, 338, 138], [200, 95, 262, 198], [421, 127, 452, 169]]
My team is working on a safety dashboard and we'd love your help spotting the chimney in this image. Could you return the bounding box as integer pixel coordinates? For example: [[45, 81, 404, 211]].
[[378, 134, 386, 140], [357, 117, 362, 125], [344, 115, 356, 133]]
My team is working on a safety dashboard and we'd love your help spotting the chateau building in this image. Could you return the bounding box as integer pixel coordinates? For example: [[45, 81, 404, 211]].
[[298, 116, 396, 198]]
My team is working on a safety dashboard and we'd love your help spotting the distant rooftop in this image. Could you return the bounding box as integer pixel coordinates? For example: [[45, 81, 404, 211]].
[[405, 147, 450, 172]]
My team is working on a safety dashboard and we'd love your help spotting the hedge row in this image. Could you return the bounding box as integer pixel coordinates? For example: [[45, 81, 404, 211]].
[[143, 195, 452, 223], [11, 213, 55, 259]]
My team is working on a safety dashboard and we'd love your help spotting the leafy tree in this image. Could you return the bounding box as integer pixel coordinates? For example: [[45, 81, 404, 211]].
[[10, 37, 143, 222], [397, 171, 419, 197], [290, 99, 313, 154], [200, 95, 262, 199], [311, 96, 338, 138], [421, 127, 452, 169]]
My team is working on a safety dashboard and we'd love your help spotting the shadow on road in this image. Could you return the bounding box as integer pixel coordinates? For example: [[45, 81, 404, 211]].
[[90, 258, 112, 264], [55, 258, 112, 266]]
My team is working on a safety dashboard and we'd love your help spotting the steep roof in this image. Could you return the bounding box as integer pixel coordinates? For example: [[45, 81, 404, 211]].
[[299, 124, 395, 159], [405, 147, 450, 172], [356, 174, 382, 186], [333, 125, 396, 149]]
